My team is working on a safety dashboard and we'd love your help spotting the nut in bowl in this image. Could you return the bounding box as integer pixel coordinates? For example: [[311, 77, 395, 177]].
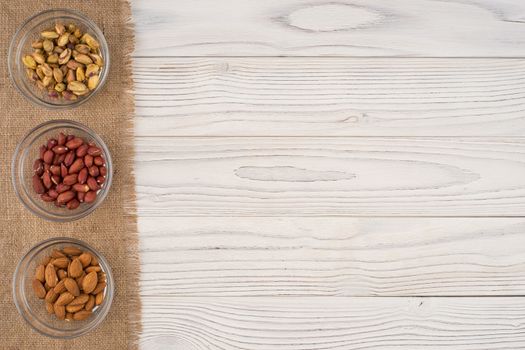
[[12, 120, 113, 222], [8, 9, 109, 108], [13, 237, 114, 338]]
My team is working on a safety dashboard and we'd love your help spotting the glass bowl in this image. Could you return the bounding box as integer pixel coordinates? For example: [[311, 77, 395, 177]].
[[12, 120, 113, 222], [13, 237, 114, 338], [8, 9, 110, 108]]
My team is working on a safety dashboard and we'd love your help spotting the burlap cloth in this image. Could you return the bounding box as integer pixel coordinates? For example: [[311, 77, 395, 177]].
[[0, 1, 139, 348]]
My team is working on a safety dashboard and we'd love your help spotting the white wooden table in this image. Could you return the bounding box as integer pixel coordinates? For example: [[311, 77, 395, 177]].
[[132, 1, 525, 348]]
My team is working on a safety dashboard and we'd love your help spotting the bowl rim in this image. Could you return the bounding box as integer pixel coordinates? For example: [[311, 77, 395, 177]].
[[11, 119, 113, 222], [7, 8, 110, 109], [12, 236, 115, 339]]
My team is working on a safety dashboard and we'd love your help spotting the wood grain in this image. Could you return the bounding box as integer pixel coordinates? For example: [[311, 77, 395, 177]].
[[135, 137, 525, 216], [131, 0, 525, 57], [134, 57, 525, 136], [140, 296, 525, 349], [139, 217, 525, 296]]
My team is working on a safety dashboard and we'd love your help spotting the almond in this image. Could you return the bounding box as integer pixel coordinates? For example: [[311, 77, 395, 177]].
[[63, 246, 82, 256], [95, 291, 104, 305], [91, 281, 106, 295], [78, 252, 92, 267], [82, 271, 98, 294], [73, 310, 92, 321], [64, 278, 80, 296], [55, 291, 75, 306], [85, 265, 101, 273], [45, 288, 59, 303], [35, 264, 45, 282], [32, 279, 46, 299], [52, 257, 70, 269], [76, 272, 86, 287], [68, 258, 83, 278], [57, 269, 68, 280], [85, 295, 95, 311], [53, 279, 66, 294], [54, 303, 66, 320], [44, 263, 58, 287], [69, 293, 89, 306], [90, 255, 99, 266], [46, 302, 54, 314], [66, 304, 84, 313]]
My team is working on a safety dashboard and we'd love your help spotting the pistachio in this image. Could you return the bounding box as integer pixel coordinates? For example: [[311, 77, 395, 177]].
[[82, 33, 99, 50], [31, 40, 43, 49], [42, 75, 53, 87], [58, 48, 71, 65], [75, 44, 91, 54], [55, 23, 66, 35], [74, 54, 92, 65], [67, 81, 89, 95], [24, 22, 104, 101], [66, 69, 76, 83], [67, 59, 83, 70], [62, 90, 78, 101], [57, 33, 69, 47], [32, 52, 46, 65], [26, 68, 38, 81], [76, 67, 85, 82], [85, 64, 99, 77], [87, 75, 99, 90], [41, 63, 53, 77], [53, 68, 64, 83], [22, 55, 36, 69], [55, 83, 66, 92], [68, 35, 79, 44], [89, 53, 103, 67], [41, 31, 59, 39], [36, 66, 45, 80], [47, 53, 59, 64], [43, 39, 54, 52]]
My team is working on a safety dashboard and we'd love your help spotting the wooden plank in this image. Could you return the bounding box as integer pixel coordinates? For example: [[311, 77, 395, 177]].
[[135, 137, 525, 217], [139, 217, 525, 296], [135, 57, 525, 137], [140, 296, 525, 349], [131, 0, 525, 57]]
